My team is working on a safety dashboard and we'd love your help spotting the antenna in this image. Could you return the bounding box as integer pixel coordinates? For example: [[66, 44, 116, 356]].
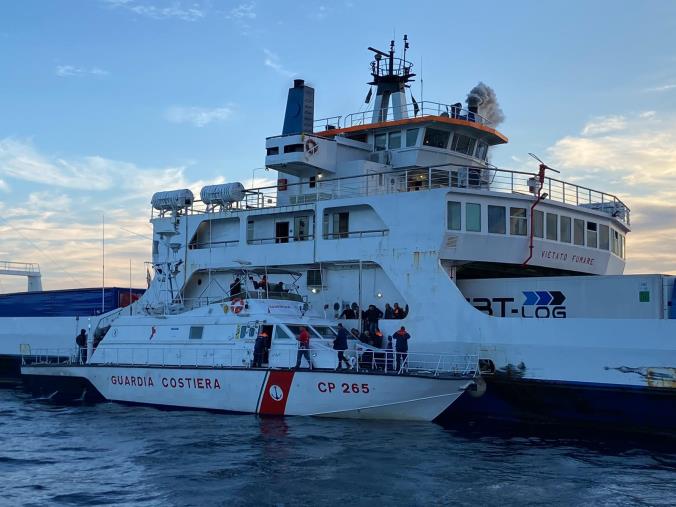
[[528, 152, 561, 174]]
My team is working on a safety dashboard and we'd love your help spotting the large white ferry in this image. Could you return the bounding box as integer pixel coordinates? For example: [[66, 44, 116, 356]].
[[8, 38, 676, 433]]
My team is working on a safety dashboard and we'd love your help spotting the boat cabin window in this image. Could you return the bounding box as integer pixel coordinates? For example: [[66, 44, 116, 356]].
[[450, 134, 476, 155], [533, 210, 544, 238], [423, 128, 451, 149], [312, 325, 337, 340], [466, 203, 481, 232], [406, 128, 419, 147], [574, 219, 585, 246], [560, 216, 572, 243], [388, 131, 402, 149], [619, 234, 625, 258], [274, 326, 293, 341], [586, 222, 598, 248], [447, 201, 461, 231], [611, 229, 619, 255], [247, 219, 254, 243], [487, 205, 506, 234], [374, 133, 387, 151], [286, 324, 322, 339], [599, 224, 610, 250], [475, 140, 489, 160], [510, 207, 527, 236], [546, 213, 558, 241], [189, 326, 203, 340]]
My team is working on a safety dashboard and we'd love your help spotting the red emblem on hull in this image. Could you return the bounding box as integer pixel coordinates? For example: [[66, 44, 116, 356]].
[[258, 371, 295, 415]]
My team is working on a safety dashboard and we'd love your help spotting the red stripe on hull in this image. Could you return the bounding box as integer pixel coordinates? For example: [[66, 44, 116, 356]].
[[258, 370, 295, 415]]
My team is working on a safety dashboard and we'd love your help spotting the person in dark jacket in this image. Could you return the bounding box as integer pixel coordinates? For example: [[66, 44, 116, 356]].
[[230, 277, 243, 298], [393, 326, 411, 372], [340, 304, 356, 319], [366, 304, 383, 334], [393, 302, 408, 319], [253, 330, 267, 367], [76, 329, 87, 363], [333, 323, 350, 369], [384, 303, 394, 319]]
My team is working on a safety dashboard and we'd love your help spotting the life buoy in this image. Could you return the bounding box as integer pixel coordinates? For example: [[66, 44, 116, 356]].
[[304, 138, 318, 157], [230, 298, 244, 314]]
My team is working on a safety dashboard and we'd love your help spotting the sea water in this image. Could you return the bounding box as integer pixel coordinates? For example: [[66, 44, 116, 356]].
[[1, 389, 674, 506]]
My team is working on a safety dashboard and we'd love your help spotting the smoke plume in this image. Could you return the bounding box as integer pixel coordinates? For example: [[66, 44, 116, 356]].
[[466, 82, 505, 126]]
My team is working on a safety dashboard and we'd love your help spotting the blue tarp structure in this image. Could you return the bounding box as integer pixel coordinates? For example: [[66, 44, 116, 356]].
[[0, 287, 145, 317]]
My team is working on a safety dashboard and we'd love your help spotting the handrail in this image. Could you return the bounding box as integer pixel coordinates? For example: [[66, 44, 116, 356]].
[[23, 346, 479, 378], [154, 162, 630, 226], [0, 261, 41, 274], [312, 100, 493, 131]]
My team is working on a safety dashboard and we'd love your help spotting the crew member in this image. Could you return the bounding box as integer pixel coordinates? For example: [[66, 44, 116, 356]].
[[384, 303, 394, 319], [393, 326, 411, 372], [333, 323, 351, 370], [76, 329, 87, 363], [366, 304, 383, 334], [253, 330, 267, 367], [340, 304, 356, 320], [393, 303, 408, 319], [295, 326, 312, 369]]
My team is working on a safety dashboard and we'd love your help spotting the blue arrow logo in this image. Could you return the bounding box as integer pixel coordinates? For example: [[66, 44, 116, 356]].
[[536, 291, 553, 305], [523, 291, 539, 305]]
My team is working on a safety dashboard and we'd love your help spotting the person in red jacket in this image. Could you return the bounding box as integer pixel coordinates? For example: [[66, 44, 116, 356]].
[[295, 326, 312, 369]]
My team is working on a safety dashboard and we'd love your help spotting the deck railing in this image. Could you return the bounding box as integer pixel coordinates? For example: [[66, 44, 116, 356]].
[[23, 346, 479, 377], [313, 101, 493, 131], [151, 164, 630, 226]]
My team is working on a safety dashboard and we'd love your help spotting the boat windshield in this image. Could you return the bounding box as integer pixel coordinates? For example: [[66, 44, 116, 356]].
[[312, 325, 337, 340], [285, 324, 324, 340]]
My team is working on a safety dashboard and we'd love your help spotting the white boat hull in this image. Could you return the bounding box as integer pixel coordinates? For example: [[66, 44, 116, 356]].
[[21, 365, 473, 422]]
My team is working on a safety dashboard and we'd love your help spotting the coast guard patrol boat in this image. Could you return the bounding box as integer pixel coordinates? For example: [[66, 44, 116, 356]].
[[17, 38, 676, 432]]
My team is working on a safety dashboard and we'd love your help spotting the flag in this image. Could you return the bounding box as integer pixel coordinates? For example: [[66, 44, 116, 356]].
[[149, 326, 156, 340], [411, 94, 420, 116]]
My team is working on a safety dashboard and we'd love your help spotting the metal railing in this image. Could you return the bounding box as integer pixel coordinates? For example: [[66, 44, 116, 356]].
[[151, 164, 629, 226], [23, 346, 479, 378], [313, 101, 493, 131], [0, 261, 41, 274]]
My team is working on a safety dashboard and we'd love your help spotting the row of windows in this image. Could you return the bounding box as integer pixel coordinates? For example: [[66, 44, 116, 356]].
[[447, 201, 626, 258], [373, 127, 489, 161]]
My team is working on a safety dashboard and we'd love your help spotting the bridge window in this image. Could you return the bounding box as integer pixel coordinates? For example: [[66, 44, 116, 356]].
[[447, 201, 461, 231], [451, 134, 476, 155], [510, 207, 527, 235], [488, 205, 506, 234], [599, 224, 610, 250], [611, 229, 619, 255], [587, 222, 598, 248], [534, 210, 544, 238], [620, 234, 625, 258], [546, 213, 558, 241], [388, 131, 402, 149], [374, 133, 387, 151], [574, 219, 585, 246], [466, 203, 481, 232], [247, 219, 254, 243], [560, 216, 571, 243], [475, 141, 489, 160], [189, 326, 203, 340], [406, 128, 419, 147], [423, 128, 451, 149]]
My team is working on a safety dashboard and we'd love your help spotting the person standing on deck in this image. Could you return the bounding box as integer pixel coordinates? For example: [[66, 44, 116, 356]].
[[333, 323, 351, 370], [253, 330, 267, 367], [295, 326, 312, 369], [393, 326, 411, 372], [76, 329, 87, 363]]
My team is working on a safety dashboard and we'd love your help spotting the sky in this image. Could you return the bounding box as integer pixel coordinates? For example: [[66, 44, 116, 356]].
[[1, 0, 675, 293]]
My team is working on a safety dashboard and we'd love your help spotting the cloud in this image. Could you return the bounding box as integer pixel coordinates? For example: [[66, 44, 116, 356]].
[[228, 2, 256, 20], [263, 49, 296, 78], [547, 112, 676, 274], [102, 0, 205, 21], [645, 83, 676, 93], [0, 139, 232, 292], [580, 115, 626, 136], [56, 65, 109, 78], [165, 105, 233, 127], [0, 138, 186, 192], [0, 179, 8, 192]]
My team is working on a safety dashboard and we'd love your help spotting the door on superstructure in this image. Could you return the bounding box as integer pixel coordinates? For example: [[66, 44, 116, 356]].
[[260, 324, 273, 365], [275, 221, 290, 243], [294, 215, 309, 241]]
